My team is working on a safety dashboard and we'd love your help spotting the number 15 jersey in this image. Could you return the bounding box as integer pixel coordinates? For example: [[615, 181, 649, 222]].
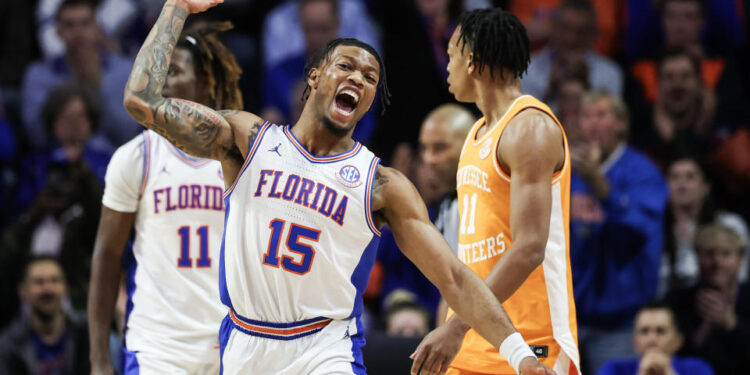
[[220, 123, 381, 324]]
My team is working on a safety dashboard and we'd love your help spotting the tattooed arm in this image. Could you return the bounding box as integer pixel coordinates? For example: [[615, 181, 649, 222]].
[[370, 167, 549, 375], [123, 0, 261, 163]]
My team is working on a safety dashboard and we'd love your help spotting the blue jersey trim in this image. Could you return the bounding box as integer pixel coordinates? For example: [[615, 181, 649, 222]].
[[283, 125, 363, 164], [122, 348, 140, 374], [364, 157, 381, 236], [219, 314, 234, 375], [349, 317, 367, 375], [123, 245, 137, 342], [218, 197, 234, 310], [230, 311, 330, 329], [348, 235, 380, 319], [138, 131, 151, 197]]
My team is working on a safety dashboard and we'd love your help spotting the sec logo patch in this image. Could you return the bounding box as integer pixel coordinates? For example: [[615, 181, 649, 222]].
[[336, 165, 362, 188]]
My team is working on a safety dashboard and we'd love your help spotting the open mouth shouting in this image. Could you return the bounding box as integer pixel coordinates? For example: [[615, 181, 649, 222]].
[[333, 87, 360, 120]]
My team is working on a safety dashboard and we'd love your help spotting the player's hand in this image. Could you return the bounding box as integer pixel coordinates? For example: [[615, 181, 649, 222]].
[[637, 349, 675, 375], [518, 357, 556, 375], [174, 0, 223, 14], [409, 323, 465, 375]]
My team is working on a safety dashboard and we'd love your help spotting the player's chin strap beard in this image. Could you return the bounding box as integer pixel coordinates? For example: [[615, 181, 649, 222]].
[[321, 116, 349, 137]]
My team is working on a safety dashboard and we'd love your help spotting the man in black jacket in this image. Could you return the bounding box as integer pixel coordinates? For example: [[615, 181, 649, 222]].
[[666, 224, 750, 375], [0, 256, 89, 374]]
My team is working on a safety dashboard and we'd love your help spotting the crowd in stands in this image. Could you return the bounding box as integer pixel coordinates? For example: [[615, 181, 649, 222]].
[[0, 0, 748, 374]]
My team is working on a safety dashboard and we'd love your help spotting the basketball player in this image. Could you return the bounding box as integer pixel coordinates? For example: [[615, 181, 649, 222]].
[[88, 22, 243, 374], [123, 1, 554, 374], [411, 8, 580, 375]]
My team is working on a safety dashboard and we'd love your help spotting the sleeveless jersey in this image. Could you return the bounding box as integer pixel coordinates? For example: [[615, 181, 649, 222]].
[[105, 130, 227, 362], [220, 123, 381, 325], [449, 96, 580, 374]]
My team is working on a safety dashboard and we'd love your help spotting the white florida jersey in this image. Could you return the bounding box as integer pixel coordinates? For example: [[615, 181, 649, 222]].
[[102, 130, 226, 361], [220, 123, 381, 325]]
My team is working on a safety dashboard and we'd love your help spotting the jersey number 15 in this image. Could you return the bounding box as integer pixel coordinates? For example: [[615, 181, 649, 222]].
[[262, 219, 319, 275]]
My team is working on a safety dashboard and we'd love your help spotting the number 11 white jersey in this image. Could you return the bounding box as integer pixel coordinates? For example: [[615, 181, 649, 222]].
[[220, 123, 381, 325], [102, 130, 226, 363]]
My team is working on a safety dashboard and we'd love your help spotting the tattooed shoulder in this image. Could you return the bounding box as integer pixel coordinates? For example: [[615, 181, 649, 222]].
[[247, 121, 263, 145], [373, 167, 390, 192]]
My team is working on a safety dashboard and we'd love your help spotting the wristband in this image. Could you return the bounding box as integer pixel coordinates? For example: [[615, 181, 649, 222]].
[[499, 332, 537, 374]]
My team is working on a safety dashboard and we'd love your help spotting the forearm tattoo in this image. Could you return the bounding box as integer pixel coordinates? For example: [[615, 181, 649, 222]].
[[124, 2, 228, 159]]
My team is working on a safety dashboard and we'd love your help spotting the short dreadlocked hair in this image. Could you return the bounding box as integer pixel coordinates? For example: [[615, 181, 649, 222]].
[[177, 21, 243, 110], [302, 38, 391, 113], [457, 8, 530, 79]]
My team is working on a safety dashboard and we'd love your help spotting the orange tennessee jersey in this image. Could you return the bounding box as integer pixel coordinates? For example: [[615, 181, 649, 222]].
[[448, 96, 580, 375]]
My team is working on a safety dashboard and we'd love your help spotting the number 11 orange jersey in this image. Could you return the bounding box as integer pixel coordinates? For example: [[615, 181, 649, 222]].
[[447, 95, 580, 375]]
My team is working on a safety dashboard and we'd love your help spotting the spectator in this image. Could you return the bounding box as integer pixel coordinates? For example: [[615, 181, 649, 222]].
[[418, 103, 476, 252], [626, 0, 744, 61], [373, 103, 476, 325], [666, 224, 750, 375], [1, 88, 105, 321], [661, 156, 749, 295], [21, 0, 137, 151], [0, 256, 90, 375], [546, 62, 590, 130], [629, 0, 748, 130], [597, 301, 714, 375], [571, 91, 669, 374], [521, 0, 623, 101], [384, 290, 431, 338], [509, 0, 624, 56], [262, 0, 379, 70], [261, 0, 339, 124], [638, 49, 717, 167], [16, 83, 111, 215], [36, 0, 139, 59]]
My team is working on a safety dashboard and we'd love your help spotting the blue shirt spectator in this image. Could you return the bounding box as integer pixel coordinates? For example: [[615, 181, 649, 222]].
[[521, 1, 623, 100], [625, 0, 743, 61], [597, 300, 715, 375], [262, 0, 379, 70], [571, 92, 669, 374], [21, 0, 137, 151], [16, 82, 111, 215], [571, 145, 667, 326]]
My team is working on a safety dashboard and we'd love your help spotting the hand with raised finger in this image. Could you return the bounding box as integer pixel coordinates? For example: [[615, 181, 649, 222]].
[[409, 323, 465, 375]]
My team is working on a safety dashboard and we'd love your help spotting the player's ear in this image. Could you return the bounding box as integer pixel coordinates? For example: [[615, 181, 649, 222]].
[[466, 52, 474, 75], [308, 68, 320, 90]]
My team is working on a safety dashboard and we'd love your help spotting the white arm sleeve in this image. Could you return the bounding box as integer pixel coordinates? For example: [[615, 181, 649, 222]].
[[102, 133, 145, 213]]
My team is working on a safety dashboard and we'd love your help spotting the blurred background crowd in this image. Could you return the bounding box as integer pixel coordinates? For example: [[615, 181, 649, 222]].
[[0, 0, 749, 374]]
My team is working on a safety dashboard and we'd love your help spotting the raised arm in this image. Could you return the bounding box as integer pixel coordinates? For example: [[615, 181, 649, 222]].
[[371, 166, 552, 375], [123, 0, 239, 160]]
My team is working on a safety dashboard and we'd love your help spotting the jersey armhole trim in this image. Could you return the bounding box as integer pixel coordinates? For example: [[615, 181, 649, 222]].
[[364, 156, 381, 237], [223, 121, 271, 199], [139, 130, 151, 198], [491, 104, 569, 184]]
